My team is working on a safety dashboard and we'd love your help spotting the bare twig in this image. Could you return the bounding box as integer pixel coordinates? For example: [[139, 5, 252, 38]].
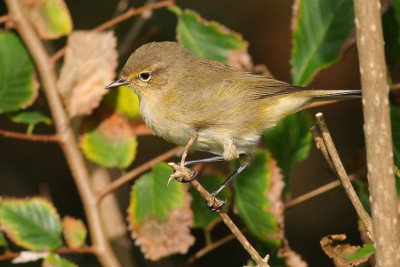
[[0, 246, 95, 261], [183, 229, 247, 266], [314, 113, 373, 240], [172, 132, 269, 267], [0, 129, 59, 142], [0, 14, 10, 24], [5, 1, 120, 266], [50, 0, 175, 63], [353, 0, 400, 265], [97, 146, 182, 202]]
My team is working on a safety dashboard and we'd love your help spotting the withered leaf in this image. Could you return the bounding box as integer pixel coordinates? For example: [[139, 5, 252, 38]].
[[58, 31, 117, 117]]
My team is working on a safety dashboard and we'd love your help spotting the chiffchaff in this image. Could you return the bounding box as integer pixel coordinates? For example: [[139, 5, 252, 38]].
[[107, 42, 360, 209]]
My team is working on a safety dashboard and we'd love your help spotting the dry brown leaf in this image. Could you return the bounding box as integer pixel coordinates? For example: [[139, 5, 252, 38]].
[[58, 31, 117, 117], [320, 234, 369, 267], [279, 245, 308, 267], [129, 189, 195, 261]]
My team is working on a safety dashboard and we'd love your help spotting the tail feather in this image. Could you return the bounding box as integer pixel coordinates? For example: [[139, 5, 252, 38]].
[[310, 90, 361, 102]]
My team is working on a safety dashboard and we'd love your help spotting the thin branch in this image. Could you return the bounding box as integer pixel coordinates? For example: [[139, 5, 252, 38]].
[[0, 129, 59, 142], [97, 146, 182, 203], [183, 229, 247, 267], [130, 121, 153, 136], [171, 132, 269, 267], [0, 14, 10, 24], [5, 1, 120, 266], [50, 0, 175, 63], [314, 113, 373, 240], [0, 246, 96, 261], [353, 0, 400, 265]]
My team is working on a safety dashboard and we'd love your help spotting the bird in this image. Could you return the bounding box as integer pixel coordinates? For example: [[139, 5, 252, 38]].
[[106, 41, 360, 210]]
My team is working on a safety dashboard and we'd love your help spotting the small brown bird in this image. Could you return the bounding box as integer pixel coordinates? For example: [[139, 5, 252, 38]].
[[107, 41, 360, 209]]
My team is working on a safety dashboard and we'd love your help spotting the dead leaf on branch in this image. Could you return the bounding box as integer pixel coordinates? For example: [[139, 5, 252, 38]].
[[58, 31, 117, 117], [128, 187, 195, 261], [320, 234, 369, 267]]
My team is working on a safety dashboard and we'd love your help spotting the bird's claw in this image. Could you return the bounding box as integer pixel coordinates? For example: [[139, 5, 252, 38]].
[[167, 162, 197, 185], [206, 194, 226, 212]]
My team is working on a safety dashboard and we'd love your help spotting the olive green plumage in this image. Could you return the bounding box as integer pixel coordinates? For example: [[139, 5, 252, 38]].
[[108, 41, 360, 161]]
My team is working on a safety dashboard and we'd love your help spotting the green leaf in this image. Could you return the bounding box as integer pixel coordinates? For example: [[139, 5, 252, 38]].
[[43, 254, 78, 267], [0, 32, 37, 113], [190, 174, 228, 230], [10, 110, 52, 134], [0, 230, 7, 248], [344, 243, 374, 261], [0, 198, 63, 251], [24, 0, 73, 40], [233, 150, 280, 247], [129, 163, 184, 223], [62, 216, 87, 248], [263, 111, 313, 188], [383, 7, 400, 70], [102, 86, 140, 119], [290, 0, 354, 85], [169, 6, 245, 63], [80, 112, 138, 169]]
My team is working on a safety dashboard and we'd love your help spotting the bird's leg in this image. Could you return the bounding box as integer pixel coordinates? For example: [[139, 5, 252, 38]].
[[206, 163, 248, 212], [184, 156, 225, 166], [168, 131, 199, 184]]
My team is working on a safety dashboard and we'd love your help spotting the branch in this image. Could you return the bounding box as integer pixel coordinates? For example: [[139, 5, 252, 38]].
[[97, 146, 182, 202], [182, 229, 246, 267], [50, 0, 175, 63], [0, 246, 95, 261], [5, 1, 120, 266], [353, 0, 400, 266], [313, 113, 373, 240], [171, 132, 269, 267], [0, 14, 10, 24], [0, 129, 59, 142]]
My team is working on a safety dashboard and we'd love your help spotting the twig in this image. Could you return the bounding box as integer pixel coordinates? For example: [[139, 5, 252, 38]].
[[0, 129, 59, 142], [97, 146, 182, 203], [130, 121, 153, 136], [0, 14, 10, 24], [314, 113, 373, 240], [183, 229, 247, 266], [50, 0, 175, 63], [5, 1, 120, 266], [353, 0, 400, 265], [0, 246, 95, 261], [174, 132, 269, 267]]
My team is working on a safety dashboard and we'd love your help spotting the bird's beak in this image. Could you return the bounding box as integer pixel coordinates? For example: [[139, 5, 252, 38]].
[[106, 78, 129, 89]]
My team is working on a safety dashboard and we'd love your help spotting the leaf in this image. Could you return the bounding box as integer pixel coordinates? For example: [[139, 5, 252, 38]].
[[42, 254, 78, 267], [62, 216, 87, 249], [190, 174, 227, 230], [12, 251, 49, 263], [0, 32, 38, 113], [320, 234, 371, 267], [290, 0, 354, 85], [170, 6, 254, 69], [0, 198, 63, 251], [10, 110, 52, 134], [80, 111, 138, 169], [263, 111, 313, 189], [233, 150, 281, 247], [0, 230, 7, 248], [344, 243, 374, 261], [102, 86, 141, 119], [128, 163, 194, 260], [22, 0, 73, 39], [58, 31, 118, 117], [382, 7, 400, 70]]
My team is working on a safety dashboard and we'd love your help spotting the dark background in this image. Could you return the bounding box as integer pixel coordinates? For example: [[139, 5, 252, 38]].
[[0, 1, 364, 266]]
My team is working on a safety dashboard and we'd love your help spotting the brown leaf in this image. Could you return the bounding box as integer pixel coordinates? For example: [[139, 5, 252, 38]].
[[279, 245, 308, 267], [62, 216, 87, 248], [320, 234, 369, 267], [129, 189, 195, 260], [58, 31, 117, 117]]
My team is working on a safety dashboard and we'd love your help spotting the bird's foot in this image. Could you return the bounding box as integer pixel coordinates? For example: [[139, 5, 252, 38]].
[[206, 193, 226, 212], [167, 162, 197, 184]]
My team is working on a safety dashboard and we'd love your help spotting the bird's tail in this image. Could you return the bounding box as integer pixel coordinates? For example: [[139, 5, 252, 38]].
[[309, 90, 361, 102]]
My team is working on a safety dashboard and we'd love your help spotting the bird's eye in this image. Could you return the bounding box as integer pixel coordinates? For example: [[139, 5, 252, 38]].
[[139, 72, 151, 82]]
